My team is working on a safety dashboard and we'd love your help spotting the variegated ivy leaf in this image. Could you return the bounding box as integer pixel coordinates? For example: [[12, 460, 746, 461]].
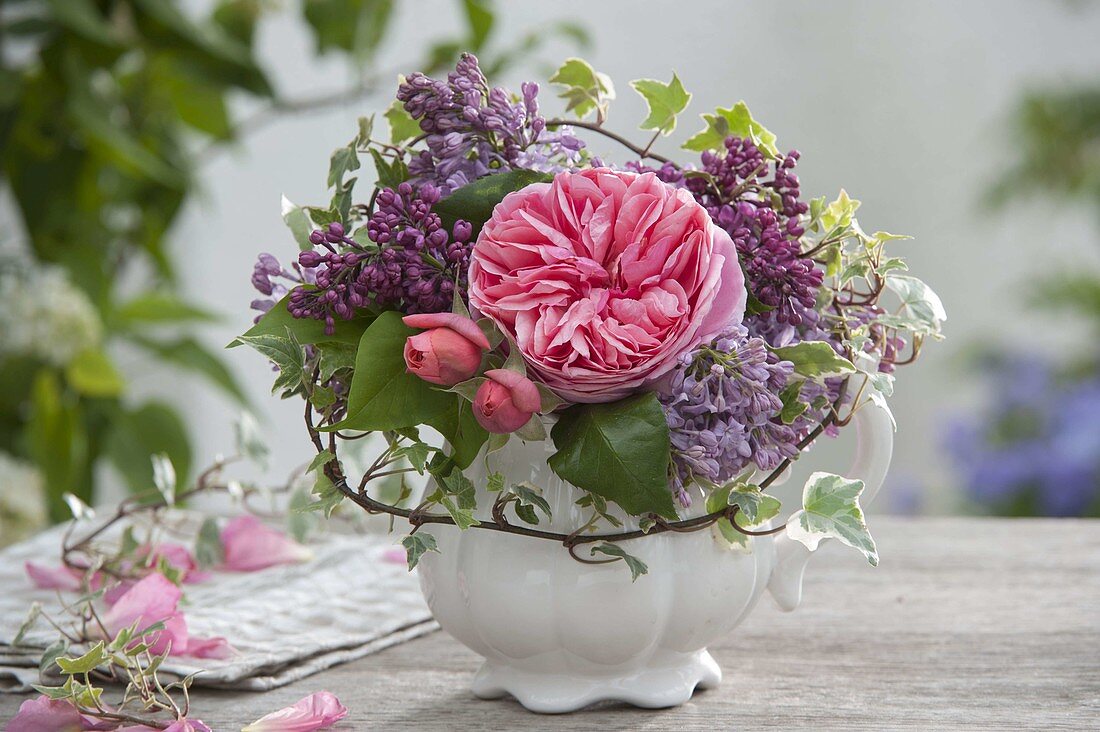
[[711, 519, 751, 553], [62, 493, 95, 521], [195, 517, 224, 569], [550, 57, 616, 120], [682, 101, 778, 158], [280, 195, 313, 250], [306, 449, 336, 474], [886, 275, 947, 337], [401, 532, 439, 570], [234, 329, 305, 397], [355, 115, 374, 147], [590, 542, 648, 581], [486, 471, 505, 493], [786, 471, 878, 566], [631, 73, 691, 136], [707, 483, 781, 528], [151, 453, 176, 505], [235, 411, 270, 467], [771, 341, 857, 380], [819, 189, 861, 232], [512, 481, 552, 525]]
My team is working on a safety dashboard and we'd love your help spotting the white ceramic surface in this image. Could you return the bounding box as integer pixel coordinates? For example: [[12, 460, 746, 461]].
[[417, 399, 894, 713]]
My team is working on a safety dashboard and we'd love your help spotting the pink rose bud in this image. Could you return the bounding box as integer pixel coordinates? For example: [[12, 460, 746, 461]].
[[473, 369, 541, 434], [402, 312, 490, 386]]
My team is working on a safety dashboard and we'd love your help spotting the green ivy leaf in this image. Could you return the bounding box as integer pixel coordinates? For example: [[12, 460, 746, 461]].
[[384, 100, 421, 144], [401, 532, 439, 570], [368, 148, 409, 190], [549, 57, 615, 120], [306, 449, 336, 474], [590, 542, 648, 581], [512, 481, 552, 524], [886, 275, 947, 336], [432, 169, 553, 238], [682, 101, 778, 158], [56, 642, 107, 675], [777, 381, 807, 425], [771, 341, 857, 380], [327, 144, 360, 188], [307, 472, 345, 518], [549, 393, 677, 519], [631, 73, 691, 136], [786, 471, 878, 566], [325, 311, 451, 432]]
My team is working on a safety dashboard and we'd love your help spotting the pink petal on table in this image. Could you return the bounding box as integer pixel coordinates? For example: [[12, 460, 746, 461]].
[[220, 516, 311, 572], [102, 580, 135, 606], [181, 633, 235, 660], [4, 695, 82, 732], [116, 721, 211, 732], [241, 691, 349, 731], [141, 543, 209, 584], [102, 572, 181, 636], [381, 547, 406, 565], [25, 563, 100, 592]]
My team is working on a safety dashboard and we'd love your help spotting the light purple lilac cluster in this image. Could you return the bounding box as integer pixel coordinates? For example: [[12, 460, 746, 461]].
[[397, 53, 585, 194], [659, 325, 803, 507], [249, 183, 472, 334]]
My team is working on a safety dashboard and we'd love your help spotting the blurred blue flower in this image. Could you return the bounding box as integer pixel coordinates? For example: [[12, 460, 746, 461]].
[[946, 358, 1100, 516]]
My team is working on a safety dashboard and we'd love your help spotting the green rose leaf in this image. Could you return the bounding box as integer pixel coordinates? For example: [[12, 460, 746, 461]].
[[682, 101, 778, 158], [786, 471, 878, 566], [433, 169, 554, 237], [549, 393, 677, 519], [325, 311, 451, 432], [229, 293, 374, 349], [549, 57, 615, 120], [401, 532, 439, 570], [771, 341, 856, 380], [631, 73, 691, 136], [426, 397, 489, 469], [590, 542, 648, 581]]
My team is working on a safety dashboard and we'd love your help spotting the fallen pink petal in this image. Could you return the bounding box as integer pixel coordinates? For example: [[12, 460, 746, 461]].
[[25, 562, 100, 592], [4, 695, 82, 732], [100, 573, 231, 659], [220, 516, 311, 572], [241, 691, 349, 731], [138, 543, 210, 584]]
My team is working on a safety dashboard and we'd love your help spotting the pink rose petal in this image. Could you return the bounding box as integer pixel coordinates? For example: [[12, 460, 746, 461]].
[[242, 691, 349, 732], [381, 547, 407, 565], [5, 695, 82, 732], [25, 562, 85, 592], [220, 516, 311, 572]]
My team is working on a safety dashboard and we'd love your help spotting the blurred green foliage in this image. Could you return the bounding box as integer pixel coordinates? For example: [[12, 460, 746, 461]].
[[0, 0, 588, 522]]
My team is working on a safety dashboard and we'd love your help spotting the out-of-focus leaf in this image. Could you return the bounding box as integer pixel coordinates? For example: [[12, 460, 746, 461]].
[[303, 0, 394, 60], [131, 335, 249, 405], [65, 349, 125, 398], [105, 402, 192, 495]]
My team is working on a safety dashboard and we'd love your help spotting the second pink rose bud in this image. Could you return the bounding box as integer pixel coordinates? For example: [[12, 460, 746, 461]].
[[473, 369, 541, 434], [403, 313, 490, 386]]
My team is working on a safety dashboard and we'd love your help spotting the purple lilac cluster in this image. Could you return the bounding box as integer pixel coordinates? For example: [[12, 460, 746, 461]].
[[273, 183, 471, 334], [659, 325, 803, 507], [946, 359, 1100, 517], [397, 53, 584, 194], [687, 137, 822, 338]]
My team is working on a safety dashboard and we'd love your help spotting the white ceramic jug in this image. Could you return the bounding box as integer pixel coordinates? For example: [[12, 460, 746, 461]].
[[417, 399, 893, 713]]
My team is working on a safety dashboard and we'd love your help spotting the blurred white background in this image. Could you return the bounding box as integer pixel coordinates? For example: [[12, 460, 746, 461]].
[[109, 0, 1100, 509]]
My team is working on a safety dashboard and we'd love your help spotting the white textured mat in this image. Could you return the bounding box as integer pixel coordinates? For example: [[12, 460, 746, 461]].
[[0, 517, 436, 693]]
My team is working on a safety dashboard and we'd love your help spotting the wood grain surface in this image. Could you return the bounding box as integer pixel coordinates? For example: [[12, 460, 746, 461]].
[[3, 517, 1097, 730]]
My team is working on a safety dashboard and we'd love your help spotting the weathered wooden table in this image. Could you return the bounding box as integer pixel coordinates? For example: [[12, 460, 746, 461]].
[[3, 518, 1097, 730]]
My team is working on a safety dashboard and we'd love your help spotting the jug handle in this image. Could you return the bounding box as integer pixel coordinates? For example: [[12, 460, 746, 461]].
[[766, 395, 895, 611]]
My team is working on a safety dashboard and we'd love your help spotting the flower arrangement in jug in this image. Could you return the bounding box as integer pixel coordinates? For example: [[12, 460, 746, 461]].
[[238, 54, 944, 577]]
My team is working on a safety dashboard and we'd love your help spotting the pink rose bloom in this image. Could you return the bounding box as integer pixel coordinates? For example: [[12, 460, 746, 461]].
[[242, 691, 349, 731], [473, 369, 541, 434], [402, 312, 489, 386], [469, 168, 746, 402], [220, 515, 311, 572]]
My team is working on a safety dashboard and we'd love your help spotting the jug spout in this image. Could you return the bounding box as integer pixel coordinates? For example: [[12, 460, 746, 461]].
[[766, 395, 894, 611]]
